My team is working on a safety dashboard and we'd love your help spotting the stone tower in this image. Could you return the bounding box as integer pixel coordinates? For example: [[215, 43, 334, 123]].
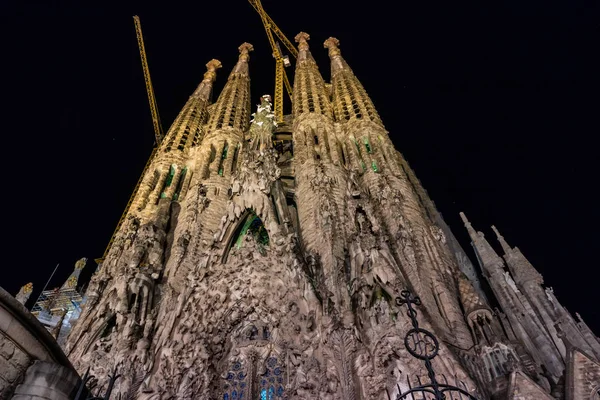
[[65, 35, 600, 400]]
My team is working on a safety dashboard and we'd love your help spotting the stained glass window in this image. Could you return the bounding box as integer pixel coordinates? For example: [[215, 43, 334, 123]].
[[233, 213, 269, 250], [218, 142, 229, 176], [222, 361, 246, 400], [371, 160, 379, 172], [259, 356, 285, 399], [159, 164, 177, 200], [363, 137, 372, 153]]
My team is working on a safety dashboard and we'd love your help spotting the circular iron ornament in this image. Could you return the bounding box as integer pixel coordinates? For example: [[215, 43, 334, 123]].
[[404, 328, 439, 360]]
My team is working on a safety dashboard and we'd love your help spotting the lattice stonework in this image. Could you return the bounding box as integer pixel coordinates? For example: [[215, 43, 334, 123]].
[[208, 44, 253, 133], [324, 37, 383, 126], [292, 32, 332, 118]]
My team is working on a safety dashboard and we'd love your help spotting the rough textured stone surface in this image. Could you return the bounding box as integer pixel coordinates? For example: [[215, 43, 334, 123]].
[[65, 35, 600, 400]]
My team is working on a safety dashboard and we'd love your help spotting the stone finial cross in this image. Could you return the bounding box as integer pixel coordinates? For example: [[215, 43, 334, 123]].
[[203, 59, 222, 82], [323, 37, 341, 57], [295, 32, 310, 51]]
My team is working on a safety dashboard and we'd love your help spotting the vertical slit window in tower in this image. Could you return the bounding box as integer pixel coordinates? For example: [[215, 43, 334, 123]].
[[313, 135, 319, 145], [363, 137, 372, 153], [378, 136, 388, 163], [353, 138, 366, 171], [158, 166, 176, 201], [230, 144, 240, 174], [172, 167, 188, 201], [339, 143, 347, 166], [371, 160, 379, 172], [209, 145, 216, 164], [218, 142, 229, 176]]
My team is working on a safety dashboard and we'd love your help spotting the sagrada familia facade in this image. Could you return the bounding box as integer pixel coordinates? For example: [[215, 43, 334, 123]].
[[63, 34, 600, 399]]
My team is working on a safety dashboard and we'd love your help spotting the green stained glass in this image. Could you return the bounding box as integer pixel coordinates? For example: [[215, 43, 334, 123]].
[[363, 137, 372, 153], [235, 215, 257, 249], [361, 161, 366, 171], [371, 161, 379, 172], [221, 143, 229, 159], [234, 213, 270, 250], [165, 165, 176, 187]]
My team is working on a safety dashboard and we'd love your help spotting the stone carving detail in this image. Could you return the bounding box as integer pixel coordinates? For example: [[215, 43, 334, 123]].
[[62, 33, 600, 400]]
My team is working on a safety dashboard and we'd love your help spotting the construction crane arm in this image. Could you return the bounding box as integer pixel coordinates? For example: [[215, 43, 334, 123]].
[[133, 16, 164, 145], [248, 0, 296, 123], [249, 0, 298, 59]]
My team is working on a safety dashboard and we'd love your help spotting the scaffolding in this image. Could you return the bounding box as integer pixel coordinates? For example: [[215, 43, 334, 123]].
[[31, 287, 85, 348]]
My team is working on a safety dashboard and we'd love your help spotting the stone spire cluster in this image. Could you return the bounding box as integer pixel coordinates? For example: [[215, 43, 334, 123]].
[[62, 33, 600, 400]]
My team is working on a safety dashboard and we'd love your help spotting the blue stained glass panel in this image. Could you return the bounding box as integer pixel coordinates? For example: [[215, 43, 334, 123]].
[[277, 386, 284, 397], [232, 390, 237, 399], [274, 367, 281, 376], [261, 389, 267, 400], [223, 394, 229, 400]]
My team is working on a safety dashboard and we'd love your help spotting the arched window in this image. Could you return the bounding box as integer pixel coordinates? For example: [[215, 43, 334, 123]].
[[222, 361, 247, 400], [234, 213, 269, 250], [223, 212, 270, 262], [260, 356, 285, 399]]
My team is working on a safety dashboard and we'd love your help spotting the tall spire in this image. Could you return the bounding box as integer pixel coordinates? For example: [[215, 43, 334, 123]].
[[323, 37, 382, 126], [459, 212, 504, 273], [491, 224, 543, 286], [491, 225, 512, 255], [292, 32, 332, 117], [191, 59, 222, 100], [161, 59, 222, 152], [207, 43, 253, 133]]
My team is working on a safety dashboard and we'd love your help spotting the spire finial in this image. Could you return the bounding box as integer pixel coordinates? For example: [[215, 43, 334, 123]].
[[238, 42, 254, 61], [459, 211, 478, 238], [491, 225, 512, 255], [295, 32, 310, 51], [203, 59, 222, 83], [324, 37, 341, 57]]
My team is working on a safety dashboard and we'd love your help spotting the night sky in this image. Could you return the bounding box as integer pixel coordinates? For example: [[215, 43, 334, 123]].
[[2, 1, 599, 333]]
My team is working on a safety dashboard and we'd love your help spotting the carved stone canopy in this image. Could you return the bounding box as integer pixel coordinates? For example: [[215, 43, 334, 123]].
[[203, 59, 222, 83], [238, 42, 254, 60], [295, 32, 310, 51], [323, 37, 341, 57]]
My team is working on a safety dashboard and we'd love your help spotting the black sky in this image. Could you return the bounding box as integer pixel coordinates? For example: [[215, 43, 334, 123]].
[[1, 1, 599, 333]]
